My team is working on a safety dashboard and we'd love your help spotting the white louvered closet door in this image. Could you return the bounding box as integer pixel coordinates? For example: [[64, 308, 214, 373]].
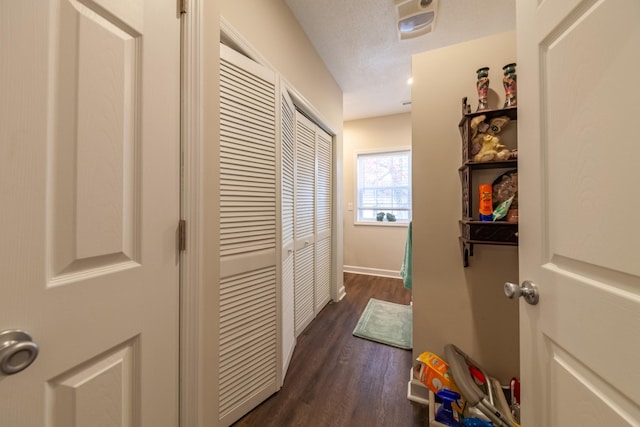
[[219, 44, 278, 425], [280, 88, 296, 381], [294, 112, 316, 336], [315, 128, 332, 311]]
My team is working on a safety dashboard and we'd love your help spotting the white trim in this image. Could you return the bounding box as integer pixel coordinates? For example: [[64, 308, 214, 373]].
[[354, 221, 410, 227], [354, 146, 412, 155], [274, 76, 284, 389], [180, 2, 201, 424], [343, 265, 402, 279]]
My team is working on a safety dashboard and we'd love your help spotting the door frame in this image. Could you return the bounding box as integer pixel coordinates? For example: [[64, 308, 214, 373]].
[[179, 1, 220, 426], [179, 10, 345, 426]]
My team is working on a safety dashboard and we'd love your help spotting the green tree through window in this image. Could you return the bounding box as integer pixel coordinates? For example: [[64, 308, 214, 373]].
[[356, 149, 412, 223]]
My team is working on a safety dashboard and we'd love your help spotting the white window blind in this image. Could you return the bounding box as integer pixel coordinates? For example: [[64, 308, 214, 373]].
[[356, 149, 411, 223]]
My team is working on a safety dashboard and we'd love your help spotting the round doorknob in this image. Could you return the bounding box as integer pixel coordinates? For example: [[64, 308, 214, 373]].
[[0, 330, 39, 375], [504, 280, 539, 305]]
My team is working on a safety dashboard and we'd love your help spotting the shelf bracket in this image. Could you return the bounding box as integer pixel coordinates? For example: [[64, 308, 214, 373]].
[[459, 238, 474, 267]]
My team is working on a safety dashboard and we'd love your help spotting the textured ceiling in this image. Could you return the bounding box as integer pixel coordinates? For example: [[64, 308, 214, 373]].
[[285, 0, 516, 121]]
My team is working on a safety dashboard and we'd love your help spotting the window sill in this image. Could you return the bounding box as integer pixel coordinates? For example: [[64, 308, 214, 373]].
[[354, 221, 410, 228]]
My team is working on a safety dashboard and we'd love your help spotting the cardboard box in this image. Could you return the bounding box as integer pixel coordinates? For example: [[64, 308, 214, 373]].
[[415, 352, 465, 413]]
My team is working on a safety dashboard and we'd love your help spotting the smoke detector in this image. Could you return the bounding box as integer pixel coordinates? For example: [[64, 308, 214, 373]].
[[395, 0, 438, 40]]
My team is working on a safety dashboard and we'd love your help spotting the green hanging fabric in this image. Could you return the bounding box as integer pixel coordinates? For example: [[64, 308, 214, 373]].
[[400, 221, 412, 289]]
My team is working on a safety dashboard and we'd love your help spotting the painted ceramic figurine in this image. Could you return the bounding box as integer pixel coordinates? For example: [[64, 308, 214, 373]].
[[470, 114, 511, 162], [476, 67, 490, 111], [502, 63, 517, 108]]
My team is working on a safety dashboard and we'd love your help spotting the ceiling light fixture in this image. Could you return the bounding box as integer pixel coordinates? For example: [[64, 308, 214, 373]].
[[395, 0, 439, 40]]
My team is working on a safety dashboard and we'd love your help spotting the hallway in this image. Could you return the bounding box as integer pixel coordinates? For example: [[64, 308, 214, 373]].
[[233, 273, 428, 426]]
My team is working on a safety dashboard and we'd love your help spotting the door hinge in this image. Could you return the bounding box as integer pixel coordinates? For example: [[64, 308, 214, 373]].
[[179, 0, 187, 14], [178, 219, 186, 252]]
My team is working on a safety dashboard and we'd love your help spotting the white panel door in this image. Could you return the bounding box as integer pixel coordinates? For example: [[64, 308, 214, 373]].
[[219, 43, 278, 425], [517, 0, 640, 425], [294, 112, 316, 336], [0, 1, 180, 426], [315, 128, 332, 312], [280, 88, 296, 381]]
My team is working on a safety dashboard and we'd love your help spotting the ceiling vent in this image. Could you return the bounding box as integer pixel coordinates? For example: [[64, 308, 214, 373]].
[[395, 0, 438, 40]]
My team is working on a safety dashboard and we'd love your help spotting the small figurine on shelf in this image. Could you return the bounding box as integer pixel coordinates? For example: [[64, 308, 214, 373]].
[[376, 212, 385, 221], [502, 63, 517, 108], [475, 67, 490, 111], [470, 114, 511, 162]]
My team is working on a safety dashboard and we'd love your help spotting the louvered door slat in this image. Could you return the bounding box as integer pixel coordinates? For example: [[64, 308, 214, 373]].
[[218, 265, 276, 418], [281, 252, 294, 367], [221, 234, 276, 247], [220, 315, 276, 352], [221, 128, 276, 148], [315, 237, 331, 311], [221, 174, 274, 186], [220, 210, 274, 217], [221, 67, 275, 103], [221, 192, 275, 201], [220, 95, 275, 125], [219, 44, 277, 424], [293, 112, 316, 337], [280, 90, 296, 383], [316, 130, 332, 234], [220, 56, 276, 256], [294, 244, 315, 335], [220, 99, 275, 130], [220, 178, 275, 190], [221, 133, 276, 152], [315, 127, 332, 311], [220, 348, 276, 391], [220, 157, 275, 173], [295, 114, 315, 239], [282, 96, 295, 246], [219, 355, 276, 413], [220, 76, 274, 110], [221, 224, 275, 235], [221, 149, 276, 168]]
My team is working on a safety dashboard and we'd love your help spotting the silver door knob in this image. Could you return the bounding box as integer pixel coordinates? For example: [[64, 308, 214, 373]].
[[0, 330, 39, 375], [504, 280, 539, 305]]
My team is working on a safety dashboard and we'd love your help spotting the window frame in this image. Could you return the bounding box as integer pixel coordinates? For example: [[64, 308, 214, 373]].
[[354, 147, 412, 227]]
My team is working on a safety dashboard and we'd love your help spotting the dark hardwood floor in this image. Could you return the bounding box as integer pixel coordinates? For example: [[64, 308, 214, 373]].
[[232, 273, 429, 427]]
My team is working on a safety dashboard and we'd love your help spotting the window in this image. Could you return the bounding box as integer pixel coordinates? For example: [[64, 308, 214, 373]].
[[356, 148, 411, 224]]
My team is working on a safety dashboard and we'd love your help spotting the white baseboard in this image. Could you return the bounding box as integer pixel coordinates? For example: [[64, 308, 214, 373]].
[[343, 265, 401, 279]]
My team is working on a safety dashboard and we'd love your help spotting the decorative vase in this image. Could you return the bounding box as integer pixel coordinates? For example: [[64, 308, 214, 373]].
[[476, 67, 490, 111], [502, 63, 517, 108]]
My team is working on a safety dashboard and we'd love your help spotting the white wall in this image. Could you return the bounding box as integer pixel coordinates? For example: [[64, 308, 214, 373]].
[[411, 32, 520, 382], [220, 1, 342, 132], [343, 113, 412, 276]]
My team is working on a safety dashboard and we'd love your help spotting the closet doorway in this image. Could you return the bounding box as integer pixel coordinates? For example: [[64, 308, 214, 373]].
[[218, 40, 336, 426]]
